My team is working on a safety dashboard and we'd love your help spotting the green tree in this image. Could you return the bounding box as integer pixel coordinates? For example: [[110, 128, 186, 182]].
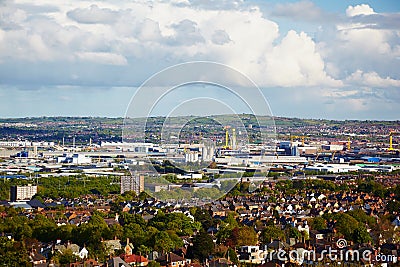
[[122, 190, 137, 201], [227, 247, 239, 264], [58, 248, 76, 264], [387, 200, 400, 213], [285, 225, 302, 240], [31, 214, 57, 242], [123, 223, 146, 248], [347, 209, 376, 227], [0, 237, 30, 266], [147, 261, 161, 267], [192, 231, 214, 262], [353, 225, 372, 244], [166, 230, 184, 249], [153, 231, 174, 253], [229, 226, 258, 247], [259, 225, 285, 243], [334, 213, 359, 241], [308, 217, 327, 231]]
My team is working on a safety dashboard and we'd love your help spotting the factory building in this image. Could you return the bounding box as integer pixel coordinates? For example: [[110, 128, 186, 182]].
[[57, 153, 92, 164]]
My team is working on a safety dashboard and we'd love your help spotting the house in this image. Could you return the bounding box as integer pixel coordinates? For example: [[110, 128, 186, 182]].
[[103, 239, 122, 256], [54, 242, 86, 260], [210, 205, 227, 217], [69, 259, 100, 267], [209, 258, 235, 267], [30, 251, 47, 266], [122, 254, 149, 266], [107, 257, 130, 267], [392, 216, 400, 228], [124, 238, 134, 255], [78, 247, 88, 259], [156, 252, 188, 267]]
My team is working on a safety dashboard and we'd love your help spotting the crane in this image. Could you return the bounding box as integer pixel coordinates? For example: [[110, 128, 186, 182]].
[[389, 131, 400, 151], [223, 126, 230, 149], [347, 137, 351, 151], [290, 135, 305, 146]]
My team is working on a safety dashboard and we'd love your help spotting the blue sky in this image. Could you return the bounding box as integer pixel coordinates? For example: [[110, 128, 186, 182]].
[[0, 0, 399, 120]]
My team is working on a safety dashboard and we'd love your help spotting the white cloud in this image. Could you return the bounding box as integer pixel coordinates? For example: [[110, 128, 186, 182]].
[[76, 52, 128, 65], [0, 0, 344, 88], [66, 4, 119, 24], [211, 29, 231, 45], [264, 30, 342, 87], [0, 0, 399, 122], [346, 70, 400, 87], [346, 4, 375, 17]]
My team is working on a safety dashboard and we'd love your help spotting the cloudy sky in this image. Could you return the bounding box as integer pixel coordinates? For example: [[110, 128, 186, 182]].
[[0, 0, 399, 120]]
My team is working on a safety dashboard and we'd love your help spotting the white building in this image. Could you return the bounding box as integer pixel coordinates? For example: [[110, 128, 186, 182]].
[[304, 164, 360, 173], [321, 144, 344, 151], [10, 185, 37, 201], [185, 152, 199, 163], [120, 175, 144, 195], [57, 153, 92, 164]]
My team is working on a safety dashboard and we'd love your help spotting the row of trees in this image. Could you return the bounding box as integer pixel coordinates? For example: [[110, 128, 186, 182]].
[[0, 175, 121, 200]]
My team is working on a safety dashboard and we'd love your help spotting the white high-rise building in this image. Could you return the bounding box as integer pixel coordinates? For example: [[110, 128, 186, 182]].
[[120, 175, 144, 195], [10, 185, 37, 201]]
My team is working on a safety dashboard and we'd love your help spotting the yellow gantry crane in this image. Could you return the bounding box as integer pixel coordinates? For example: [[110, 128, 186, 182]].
[[389, 131, 399, 151], [290, 135, 305, 146], [223, 126, 237, 149], [224, 126, 230, 149]]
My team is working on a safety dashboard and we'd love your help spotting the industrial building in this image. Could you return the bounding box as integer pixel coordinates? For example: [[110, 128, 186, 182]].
[[57, 153, 92, 164], [10, 184, 37, 201]]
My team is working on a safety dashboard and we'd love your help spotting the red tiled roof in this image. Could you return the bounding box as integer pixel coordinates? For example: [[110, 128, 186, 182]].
[[123, 254, 149, 263]]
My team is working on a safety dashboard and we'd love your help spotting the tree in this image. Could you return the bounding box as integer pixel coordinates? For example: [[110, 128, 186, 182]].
[[347, 209, 376, 227], [334, 213, 359, 241], [259, 225, 285, 244], [152, 231, 174, 253], [139, 191, 151, 201], [285, 225, 302, 240], [58, 248, 76, 264], [122, 190, 137, 201], [0, 237, 30, 265], [309, 217, 327, 231], [123, 223, 146, 247], [194, 208, 214, 231], [31, 214, 57, 242], [166, 230, 184, 249], [227, 247, 239, 264], [353, 225, 372, 244], [191, 231, 214, 262], [229, 226, 258, 247], [55, 224, 76, 242], [387, 200, 400, 213], [137, 245, 151, 257], [147, 261, 161, 267]]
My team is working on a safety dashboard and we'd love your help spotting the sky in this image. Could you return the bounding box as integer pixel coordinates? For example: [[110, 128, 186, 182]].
[[0, 0, 399, 120]]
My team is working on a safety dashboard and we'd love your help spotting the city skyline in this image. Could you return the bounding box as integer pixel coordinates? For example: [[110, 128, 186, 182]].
[[0, 0, 399, 120]]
